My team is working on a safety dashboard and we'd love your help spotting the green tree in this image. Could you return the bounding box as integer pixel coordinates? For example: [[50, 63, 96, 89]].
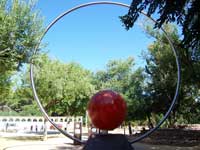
[[8, 80, 41, 116], [0, 72, 13, 105], [93, 57, 147, 134], [18, 54, 95, 116], [93, 57, 146, 122], [93, 57, 135, 92], [120, 0, 200, 60], [125, 68, 146, 122], [0, 0, 44, 73], [143, 24, 200, 126], [0, 0, 44, 105]]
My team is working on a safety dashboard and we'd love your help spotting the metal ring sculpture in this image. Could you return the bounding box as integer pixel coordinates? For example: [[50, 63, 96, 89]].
[[30, 1, 181, 144]]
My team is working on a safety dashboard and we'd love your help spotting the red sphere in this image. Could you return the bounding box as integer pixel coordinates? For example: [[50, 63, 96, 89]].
[[87, 90, 127, 130]]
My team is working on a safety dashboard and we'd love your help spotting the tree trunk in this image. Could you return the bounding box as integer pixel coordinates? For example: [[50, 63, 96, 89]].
[[128, 122, 132, 135], [147, 114, 154, 129]]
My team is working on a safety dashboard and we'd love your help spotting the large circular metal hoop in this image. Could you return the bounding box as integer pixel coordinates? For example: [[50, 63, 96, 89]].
[[30, 1, 181, 144]]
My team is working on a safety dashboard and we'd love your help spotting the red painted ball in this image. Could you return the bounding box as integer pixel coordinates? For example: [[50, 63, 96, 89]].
[[87, 90, 127, 130]]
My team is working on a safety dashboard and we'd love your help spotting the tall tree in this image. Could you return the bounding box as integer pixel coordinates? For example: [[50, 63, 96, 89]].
[[0, 0, 44, 73], [143, 23, 200, 126], [17, 54, 95, 116], [0, 0, 44, 105], [120, 0, 200, 61]]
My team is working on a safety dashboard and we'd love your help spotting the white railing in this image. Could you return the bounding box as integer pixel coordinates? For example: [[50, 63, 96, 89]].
[[0, 116, 82, 132]]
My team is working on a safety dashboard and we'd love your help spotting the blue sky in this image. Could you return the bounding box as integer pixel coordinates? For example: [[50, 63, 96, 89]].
[[36, 0, 153, 72]]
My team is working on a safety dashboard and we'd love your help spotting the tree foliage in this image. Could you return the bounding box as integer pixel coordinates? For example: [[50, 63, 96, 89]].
[[120, 0, 200, 60], [93, 57, 135, 92], [93, 57, 146, 122], [24, 54, 95, 116], [0, 0, 44, 106], [8, 78, 42, 116], [0, 72, 13, 105], [143, 23, 200, 125], [0, 0, 44, 73]]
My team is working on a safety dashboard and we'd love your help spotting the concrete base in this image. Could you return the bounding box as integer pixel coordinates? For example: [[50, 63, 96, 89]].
[[83, 134, 134, 150]]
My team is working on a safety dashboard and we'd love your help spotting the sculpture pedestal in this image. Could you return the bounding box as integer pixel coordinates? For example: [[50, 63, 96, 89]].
[[83, 134, 134, 150]]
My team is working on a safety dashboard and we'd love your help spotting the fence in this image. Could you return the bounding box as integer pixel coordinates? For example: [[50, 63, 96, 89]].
[[0, 116, 82, 133]]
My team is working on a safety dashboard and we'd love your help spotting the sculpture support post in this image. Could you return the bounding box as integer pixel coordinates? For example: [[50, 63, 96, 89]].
[[83, 134, 134, 150]]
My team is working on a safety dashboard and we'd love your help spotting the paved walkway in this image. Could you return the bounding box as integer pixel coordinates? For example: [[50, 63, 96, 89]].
[[2, 138, 200, 150], [1, 132, 200, 150], [1, 136, 82, 150], [2, 142, 200, 150]]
